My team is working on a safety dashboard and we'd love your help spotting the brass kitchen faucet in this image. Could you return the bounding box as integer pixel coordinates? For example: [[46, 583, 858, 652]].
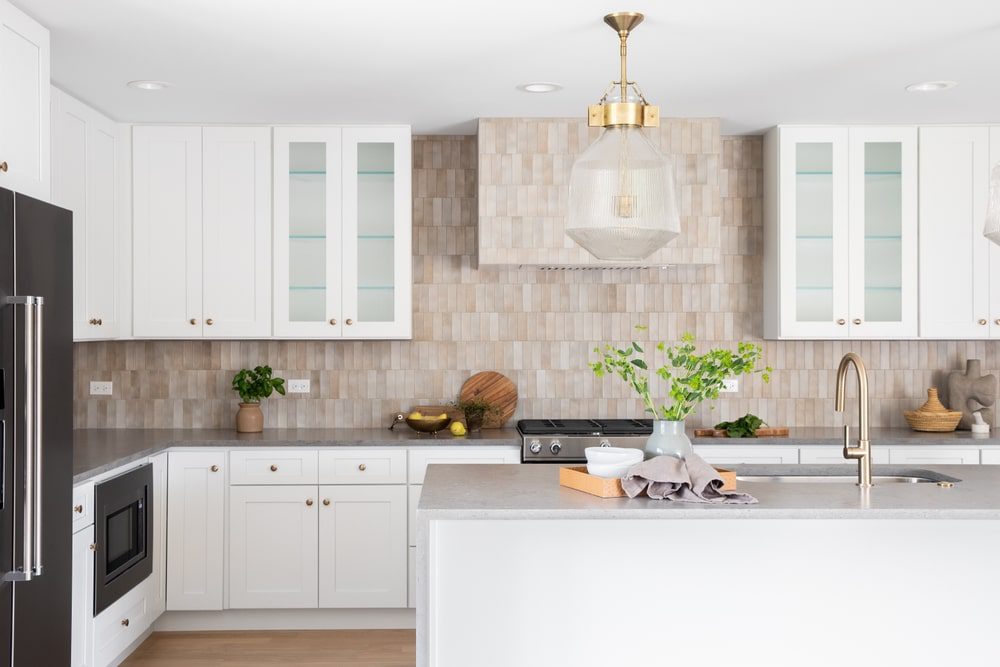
[[835, 353, 873, 488]]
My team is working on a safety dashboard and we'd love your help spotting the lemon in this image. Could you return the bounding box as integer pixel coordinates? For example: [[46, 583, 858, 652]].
[[409, 411, 423, 420], [449, 422, 467, 436], [438, 413, 448, 420]]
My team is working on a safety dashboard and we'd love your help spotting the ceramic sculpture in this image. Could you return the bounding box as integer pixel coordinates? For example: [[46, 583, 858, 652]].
[[947, 359, 997, 429]]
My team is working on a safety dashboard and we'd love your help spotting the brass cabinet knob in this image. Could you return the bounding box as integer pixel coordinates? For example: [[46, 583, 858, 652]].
[[89, 318, 102, 325], [189, 318, 197, 325], [995, 319, 1000, 326], [305, 499, 314, 506], [346, 318, 354, 326], [89, 543, 97, 551], [121, 618, 130, 627], [329, 318, 337, 325], [836, 318, 846, 325], [210, 465, 219, 472], [206, 318, 214, 325], [980, 319, 988, 326], [74, 504, 83, 514], [270, 464, 278, 472], [358, 463, 367, 472], [0, 161, 8, 173], [853, 318, 862, 325], [322, 499, 331, 506]]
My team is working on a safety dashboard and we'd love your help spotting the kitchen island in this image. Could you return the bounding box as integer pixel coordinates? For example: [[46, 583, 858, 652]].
[[416, 463, 1000, 667]]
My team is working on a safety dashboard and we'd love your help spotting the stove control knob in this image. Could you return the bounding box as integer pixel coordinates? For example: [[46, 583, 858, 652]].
[[529, 439, 542, 454], [549, 440, 562, 455], [599, 439, 613, 448]]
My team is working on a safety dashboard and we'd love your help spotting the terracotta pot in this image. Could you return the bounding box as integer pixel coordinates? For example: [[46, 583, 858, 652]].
[[236, 403, 264, 433]]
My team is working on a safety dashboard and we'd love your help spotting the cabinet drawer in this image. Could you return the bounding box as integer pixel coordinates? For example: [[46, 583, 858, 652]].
[[692, 445, 799, 465], [798, 446, 890, 465], [407, 447, 520, 484], [318, 449, 406, 484], [72, 482, 94, 532], [93, 579, 150, 666], [888, 447, 981, 465], [229, 450, 318, 485], [982, 450, 1000, 465]]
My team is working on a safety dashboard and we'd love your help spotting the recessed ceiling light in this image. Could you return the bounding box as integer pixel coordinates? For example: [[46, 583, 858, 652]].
[[517, 82, 563, 93], [127, 80, 171, 91], [905, 80, 958, 93]]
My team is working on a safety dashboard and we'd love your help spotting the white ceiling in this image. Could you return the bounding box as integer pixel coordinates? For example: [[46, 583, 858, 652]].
[[16, 0, 1000, 134]]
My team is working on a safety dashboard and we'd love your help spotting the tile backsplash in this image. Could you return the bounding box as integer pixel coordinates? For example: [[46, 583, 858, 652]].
[[74, 133, 999, 430]]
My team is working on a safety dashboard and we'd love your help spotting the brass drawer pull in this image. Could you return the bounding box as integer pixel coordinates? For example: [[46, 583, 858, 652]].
[[189, 318, 197, 325], [306, 499, 314, 506], [89, 543, 97, 551], [980, 319, 989, 326], [329, 318, 337, 325], [852, 318, 862, 325], [322, 499, 330, 506], [89, 318, 102, 325], [121, 618, 130, 627], [358, 463, 367, 472], [346, 318, 354, 326], [0, 161, 8, 173], [210, 465, 219, 472], [270, 464, 278, 472], [206, 318, 214, 325], [836, 318, 846, 325], [74, 504, 83, 514]]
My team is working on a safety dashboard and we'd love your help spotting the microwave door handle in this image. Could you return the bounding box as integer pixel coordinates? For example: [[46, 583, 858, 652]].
[[3, 296, 43, 581]]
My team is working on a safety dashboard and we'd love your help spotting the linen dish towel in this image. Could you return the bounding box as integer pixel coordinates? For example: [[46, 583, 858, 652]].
[[621, 453, 758, 504]]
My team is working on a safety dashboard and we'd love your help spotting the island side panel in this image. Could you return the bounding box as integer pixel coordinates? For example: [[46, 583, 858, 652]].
[[424, 518, 1000, 667]]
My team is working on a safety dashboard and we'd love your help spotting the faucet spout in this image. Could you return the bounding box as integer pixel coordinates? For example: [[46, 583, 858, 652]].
[[835, 353, 872, 488]]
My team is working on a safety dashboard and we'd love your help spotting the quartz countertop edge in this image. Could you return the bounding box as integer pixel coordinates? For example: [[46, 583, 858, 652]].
[[72, 427, 522, 484], [416, 463, 1000, 520]]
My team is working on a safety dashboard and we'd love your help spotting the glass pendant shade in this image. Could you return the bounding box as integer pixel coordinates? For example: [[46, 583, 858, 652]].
[[567, 126, 681, 261], [985, 163, 1000, 246]]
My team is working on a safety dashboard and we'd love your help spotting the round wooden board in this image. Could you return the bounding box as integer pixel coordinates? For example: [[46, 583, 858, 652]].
[[459, 371, 518, 428]]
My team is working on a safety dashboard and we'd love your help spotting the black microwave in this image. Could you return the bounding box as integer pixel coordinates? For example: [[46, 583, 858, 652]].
[[93, 463, 152, 615]]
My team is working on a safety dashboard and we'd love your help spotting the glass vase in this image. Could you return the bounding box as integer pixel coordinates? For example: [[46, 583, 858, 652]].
[[644, 420, 693, 460]]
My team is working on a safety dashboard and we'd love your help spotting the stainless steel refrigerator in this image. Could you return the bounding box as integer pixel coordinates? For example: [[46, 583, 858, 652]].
[[0, 188, 72, 665]]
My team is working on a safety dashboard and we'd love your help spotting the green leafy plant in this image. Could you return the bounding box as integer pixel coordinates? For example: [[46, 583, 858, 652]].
[[232, 366, 286, 404], [451, 398, 501, 424], [590, 328, 771, 422], [715, 413, 766, 438]]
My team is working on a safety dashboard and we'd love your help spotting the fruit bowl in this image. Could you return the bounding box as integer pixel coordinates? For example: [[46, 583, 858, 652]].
[[405, 414, 452, 434]]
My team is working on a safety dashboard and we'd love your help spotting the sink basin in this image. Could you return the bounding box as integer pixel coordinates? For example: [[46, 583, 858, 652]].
[[733, 466, 961, 485]]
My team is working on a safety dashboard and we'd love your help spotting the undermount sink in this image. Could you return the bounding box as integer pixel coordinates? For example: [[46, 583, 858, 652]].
[[734, 466, 961, 486]]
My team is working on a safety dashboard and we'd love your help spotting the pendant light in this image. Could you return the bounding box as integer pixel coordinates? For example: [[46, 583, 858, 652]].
[[567, 12, 681, 261], [985, 163, 1000, 246]]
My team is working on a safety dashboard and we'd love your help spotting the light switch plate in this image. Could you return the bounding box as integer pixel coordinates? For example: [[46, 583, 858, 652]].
[[89, 381, 113, 396], [287, 379, 311, 394], [721, 378, 739, 393]]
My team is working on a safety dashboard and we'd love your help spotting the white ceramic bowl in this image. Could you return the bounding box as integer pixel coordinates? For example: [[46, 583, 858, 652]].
[[586, 460, 637, 479], [585, 446, 643, 466]]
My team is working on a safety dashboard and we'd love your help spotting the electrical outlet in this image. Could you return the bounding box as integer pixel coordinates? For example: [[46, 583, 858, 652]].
[[89, 381, 113, 396], [287, 379, 311, 394], [721, 377, 739, 393]]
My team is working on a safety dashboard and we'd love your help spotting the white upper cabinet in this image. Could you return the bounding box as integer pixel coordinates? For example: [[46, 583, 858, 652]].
[[0, 1, 49, 200], [918, 127, 992, 339], [51, 88, 121, 340], [764, 125, 917, 339], [202, 127, 272, 337], [273, 125, 412, 339], [133, 126, 271, 338]]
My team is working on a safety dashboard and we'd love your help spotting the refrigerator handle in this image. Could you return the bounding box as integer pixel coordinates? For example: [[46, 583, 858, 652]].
[[4, 295, 43, 582]]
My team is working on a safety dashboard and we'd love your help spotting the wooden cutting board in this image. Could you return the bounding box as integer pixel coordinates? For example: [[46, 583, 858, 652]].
[[459, 371, 517, 428], [693, 427, 790, 438]]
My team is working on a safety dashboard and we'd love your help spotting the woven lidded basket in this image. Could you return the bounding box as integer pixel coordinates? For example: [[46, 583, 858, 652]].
[[904, 388, 962, 432]]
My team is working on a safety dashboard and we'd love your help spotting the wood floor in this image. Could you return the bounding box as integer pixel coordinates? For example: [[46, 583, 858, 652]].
[[122, 630, 416, 666]]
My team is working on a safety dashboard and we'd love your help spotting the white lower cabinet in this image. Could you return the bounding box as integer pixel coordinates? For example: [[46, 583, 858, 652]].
[[798, 446, 890, 465], [318, 485, 407, 608], [887, 447, 981, 465], [92, 578, 152, 667], [229, 485, 319, 609], [150, 454, 167, 617], [408, 546, 417, 610], [693, 445, 799, 465], [982, 450, 1000, 464], [166, 452, 225, 610], [71, 526, 94, 667]]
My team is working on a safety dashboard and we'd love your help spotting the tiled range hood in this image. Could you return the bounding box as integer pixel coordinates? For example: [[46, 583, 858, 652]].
[[476, 117, 722, 269]]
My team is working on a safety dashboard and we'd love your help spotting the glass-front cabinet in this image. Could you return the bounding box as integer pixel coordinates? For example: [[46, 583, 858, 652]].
[[273, 126, 411, 338], [764, 126, 917, 339]]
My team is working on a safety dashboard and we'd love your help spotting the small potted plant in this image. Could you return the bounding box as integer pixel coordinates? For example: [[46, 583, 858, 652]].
[[451, 398, 501, 432], [591, 328, 770, 459], [231, 366, 286, 433]]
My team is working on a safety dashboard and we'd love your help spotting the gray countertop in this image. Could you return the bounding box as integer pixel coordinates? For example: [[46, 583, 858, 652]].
[[72, 427, 521, 484], [690, 426, 1000, 447], [417, 463, 1000, 519]]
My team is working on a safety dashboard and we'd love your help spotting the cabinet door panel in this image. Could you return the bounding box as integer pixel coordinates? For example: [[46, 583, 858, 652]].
[[318, 485, 407, 608], [693, 445, 799, 465], [133, 126, 203, 337], [0, 2, 49, 199], [229, 485, 318, 608], [202, 127, 271, 337], [798, 446, 889, 465], [989, 127, 1000, 339], [919, 127, 990, 338], [888, 448, 981, 466], [71, 526, 94, 667], [167, 452, 225, 610]]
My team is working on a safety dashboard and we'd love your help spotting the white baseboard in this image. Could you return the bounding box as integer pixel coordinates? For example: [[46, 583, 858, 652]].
[[153, 608, 416, 632], [109, 626, 154, 666]]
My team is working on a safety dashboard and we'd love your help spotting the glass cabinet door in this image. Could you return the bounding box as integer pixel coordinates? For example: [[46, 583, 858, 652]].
[[273, 128, 342, 337], [848, 127, 917, 338], [779, 127, 850, 337], [341, 127, 412, 338]]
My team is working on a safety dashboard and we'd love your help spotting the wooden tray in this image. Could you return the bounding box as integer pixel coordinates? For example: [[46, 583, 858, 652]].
[[559, 466, 736, 498], [693, 427, 790, 438]]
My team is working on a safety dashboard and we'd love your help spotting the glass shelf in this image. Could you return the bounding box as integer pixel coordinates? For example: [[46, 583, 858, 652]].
[[289, 234, 325, 240], [290, 170, 326, 175], [359, 170, 394, 175], [796, 234, 833, 240], [358, 285, 395, 291], [795, 171, 902, 176], [796, 286, 834, 291], [865, 235, 902, 240], [865, 286, 902, 291], [289, 286, 326, 291], [359, 234, 394, 240]]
